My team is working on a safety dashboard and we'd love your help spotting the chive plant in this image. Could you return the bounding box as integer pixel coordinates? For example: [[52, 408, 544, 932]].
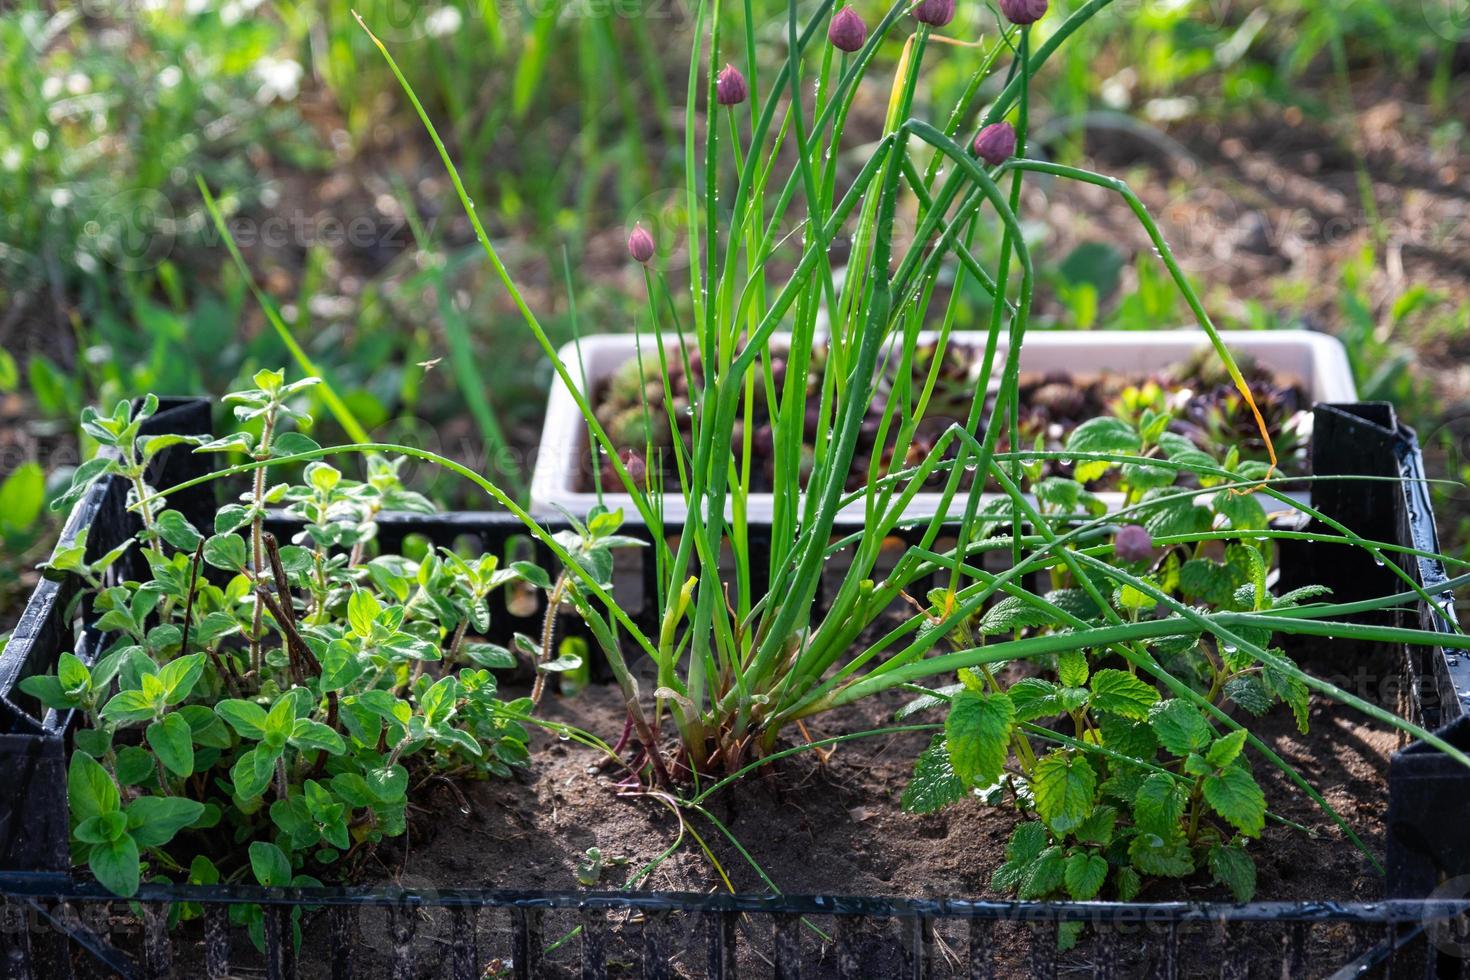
[[345, 0, 1470, 786]]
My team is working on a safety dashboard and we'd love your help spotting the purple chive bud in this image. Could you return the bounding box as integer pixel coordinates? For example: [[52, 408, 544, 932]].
[[999, 0, 1048, 24], [972, 121, 1016, 166], [828, 6, 867, 51], [627, 224, 655, 264], [716, 64, 748, 106], [1114, 525, 1154, 563], [911, 0, 954, 27]]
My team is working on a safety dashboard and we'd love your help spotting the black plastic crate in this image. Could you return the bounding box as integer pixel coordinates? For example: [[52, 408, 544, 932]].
[[1, 399, 1467, 979]]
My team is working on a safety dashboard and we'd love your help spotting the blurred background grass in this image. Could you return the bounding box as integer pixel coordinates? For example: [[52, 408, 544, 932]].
[[2, 0, 1469, 624]]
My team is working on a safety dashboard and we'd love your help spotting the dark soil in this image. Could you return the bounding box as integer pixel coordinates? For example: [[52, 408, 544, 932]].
[[584, 345, 1309, 495], [321, 646, 1399, 979]]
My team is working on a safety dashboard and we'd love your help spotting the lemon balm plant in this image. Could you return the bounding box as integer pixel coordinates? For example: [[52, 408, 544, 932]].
[[348, 0, 1469, 801]]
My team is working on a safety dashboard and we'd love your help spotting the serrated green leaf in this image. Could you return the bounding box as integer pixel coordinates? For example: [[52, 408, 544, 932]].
[[1149, 700, 1212, 757], [1074, 804, 1118, 845], [1032, 750, 1095, 834], [1129, 832, 1194, 877], [1215, 489, 1267, 531], [1208, 844, 1257, 902], [1042, 589, 1100, 621], [1205, 729, 1248, 769], [978, 596, 1056, 636], [1006, 822, 1050, 862], [1224, 675, 1272, 716], [1132, 772, 1185, 836], [1064, 852, 1109, 900], [1018, 845, 1067, 899], [1065, 418, 1141, 480], [1089, 669, 1160, 720], [1114, 865, 1142, 901], [1274, 584, 1332, 608], [945, 691, 1014, 787], [1178, 558, 1234, 606], [1203, 766, 1265, 837], [1056, 649, 1088, 688], [1007, 678, 1060, 722], [901, 735, 966, 814], [1264, 662, 1310, 733]]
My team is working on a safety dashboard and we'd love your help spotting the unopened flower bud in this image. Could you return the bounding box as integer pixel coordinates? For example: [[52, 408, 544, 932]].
[[911, 0, 954, 27], [999, 0, 1047, 24], [828, 7, 867, 51], [1114, 524, 1154, 563], [716, 64, 748, 106], [972, 121, 1016, 166], [627, 224, 655, 264]]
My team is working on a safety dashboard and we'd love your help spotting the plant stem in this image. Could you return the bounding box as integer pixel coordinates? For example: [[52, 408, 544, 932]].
[[530, 571, 569, 706]]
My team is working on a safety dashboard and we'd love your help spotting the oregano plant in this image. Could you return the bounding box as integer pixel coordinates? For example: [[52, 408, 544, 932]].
[[26, 372, 539, 907]]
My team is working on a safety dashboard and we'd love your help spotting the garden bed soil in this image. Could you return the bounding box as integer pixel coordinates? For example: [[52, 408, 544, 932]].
[[582, 348, 1309, 495], [333, 641, 1400, 978]]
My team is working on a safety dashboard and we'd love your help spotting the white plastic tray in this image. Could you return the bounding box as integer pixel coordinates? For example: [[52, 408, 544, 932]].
[[529, 329, 1357, 523]]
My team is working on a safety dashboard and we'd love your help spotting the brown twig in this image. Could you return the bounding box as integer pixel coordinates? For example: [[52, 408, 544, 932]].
[[183, 540, 243, 696], [263, 532, 319, 675]]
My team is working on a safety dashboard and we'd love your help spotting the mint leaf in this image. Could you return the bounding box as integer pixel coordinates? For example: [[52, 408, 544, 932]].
[[1018, 845, 1067, 899], [1006, 822, 1049, 862], [978, 596, 1055, 636], [1065, 417, 1141, 482], [1007, 678, 1060, 722]]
